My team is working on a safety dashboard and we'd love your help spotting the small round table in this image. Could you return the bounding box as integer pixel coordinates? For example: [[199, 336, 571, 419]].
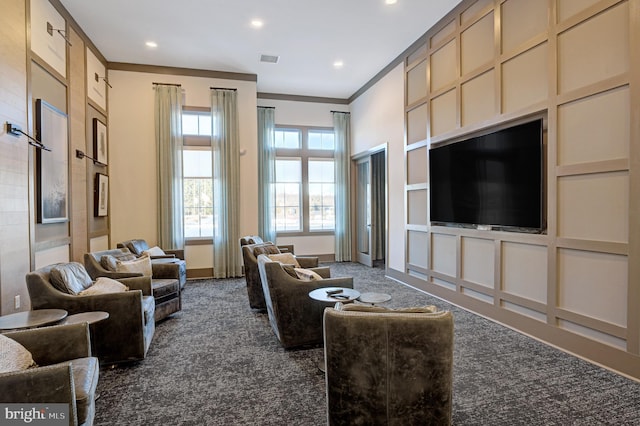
[[59, 311, 109, 326], [357, 292, 392, 305], [308, 287, 361, 304], [0, 309, 68, 331]]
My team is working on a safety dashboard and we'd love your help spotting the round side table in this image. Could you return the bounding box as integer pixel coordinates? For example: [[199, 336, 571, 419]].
[[0, 309, 68, 331]]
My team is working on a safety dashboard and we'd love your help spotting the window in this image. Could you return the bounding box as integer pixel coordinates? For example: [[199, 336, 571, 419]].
[[183, 108, 213, 239], [273, 126, 335, 234]]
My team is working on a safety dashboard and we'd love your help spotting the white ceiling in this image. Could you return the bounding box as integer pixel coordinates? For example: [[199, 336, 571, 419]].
[[59, 0, 461, 99]]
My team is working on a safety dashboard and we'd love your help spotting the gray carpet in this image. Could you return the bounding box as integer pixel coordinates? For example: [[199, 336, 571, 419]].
[[94, 262, 640, 425]]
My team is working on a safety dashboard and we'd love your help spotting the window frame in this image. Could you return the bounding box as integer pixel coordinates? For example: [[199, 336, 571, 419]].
[[274, 125, 335, 237], [183, 106, 213, 244]]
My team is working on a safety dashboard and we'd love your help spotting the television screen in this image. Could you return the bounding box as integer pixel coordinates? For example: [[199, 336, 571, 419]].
[[429, 118, 544, 231]]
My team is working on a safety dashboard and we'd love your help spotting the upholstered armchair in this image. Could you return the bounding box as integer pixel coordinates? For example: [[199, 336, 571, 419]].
[[117, 239, 187, 290], [239, 235, 294, 254], [241, 242, 318, 310], [84, 248, 181, 322], [323, 303, 454, 425], [256, 254, 353, 348], [26, 263, 155, 364], [0, 323, 99, 426]]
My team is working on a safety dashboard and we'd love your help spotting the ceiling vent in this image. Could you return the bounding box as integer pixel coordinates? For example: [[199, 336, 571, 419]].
[[260, 54, 280, 64]]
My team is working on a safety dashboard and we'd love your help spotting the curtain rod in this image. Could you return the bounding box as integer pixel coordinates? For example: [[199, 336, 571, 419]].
[[258, 106, 275, 109], [210, 87, 237, 91], [331, 110, 350, 114], [152, 82, 182, 87]]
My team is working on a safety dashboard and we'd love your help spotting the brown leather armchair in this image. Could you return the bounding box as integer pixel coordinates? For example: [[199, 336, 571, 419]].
[[26, 264, 155, 364], [118, 239, 187, 290], [323, 303, 454, 425], [239, 235, 294, 254], [241, 242, 319, 310], [84, 248, 181, 322], [0, 323, 99, 426], [256, 254, 354, 348]]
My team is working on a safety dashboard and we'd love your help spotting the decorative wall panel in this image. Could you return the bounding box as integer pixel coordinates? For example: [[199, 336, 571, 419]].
[[501, 0, 547, 54], [557, 248, 627, 327], [557, 86, 629, 166], [461, 11, 494, 75], [557, 172, 628, 243], [461, 237, 494, 287], [557, 2, 629, 94], [502, 242, 547, 303], [501, 43, 548, 114], [461, 69, 495, 126]]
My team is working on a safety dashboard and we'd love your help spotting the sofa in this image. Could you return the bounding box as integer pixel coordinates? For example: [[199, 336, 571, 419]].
[[84, 248, 181, 322], [0, 323, 99, 426], [26, 263, 155, 364], [256, 254, 353, 348]]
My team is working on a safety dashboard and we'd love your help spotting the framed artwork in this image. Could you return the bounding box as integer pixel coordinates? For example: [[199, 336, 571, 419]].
[[36, 99, 68, 223], [95, 173, 109, 217], [93, 118, 108, 165]]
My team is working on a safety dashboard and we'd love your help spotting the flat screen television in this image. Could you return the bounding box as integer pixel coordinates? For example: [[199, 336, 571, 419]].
[[429, 118, 544, 232]]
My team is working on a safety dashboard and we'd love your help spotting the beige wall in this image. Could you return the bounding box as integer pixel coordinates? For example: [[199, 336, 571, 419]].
[[349, 64, 405, 271], [108, 70, 258, 269]]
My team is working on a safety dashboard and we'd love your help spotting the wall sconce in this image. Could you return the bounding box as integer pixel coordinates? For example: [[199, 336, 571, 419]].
[[75, 149, 106, 166], [95, 73, 113, 88], [46, 22, 72, 46], [5, 122, 51, 151]]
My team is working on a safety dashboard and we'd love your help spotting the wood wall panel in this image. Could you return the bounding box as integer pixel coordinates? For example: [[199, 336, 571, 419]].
[[501, 43, 548, 114], [501, 0, 548, 54], [0, 0, 30, 314], [461, 69, 495, 126], [407, 104, 428, 144], [430, 40, 457, 92], [502, 242, 547, 303], [407, 146, 428, 185], [430, 89, 457, 136], [461, 11, 494, 75], [461, 237, 494, 288]]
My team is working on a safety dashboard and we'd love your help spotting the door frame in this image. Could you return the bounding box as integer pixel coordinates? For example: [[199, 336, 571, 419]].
[[351, 143, 388, 269]]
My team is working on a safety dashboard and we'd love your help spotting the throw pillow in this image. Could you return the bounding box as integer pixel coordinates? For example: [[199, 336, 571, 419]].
[[0, 334, 36, 373], [282, 264, 299, 278], [50, 262, 94, 295], [267, 253, 300, 267], [79, 277, 129, 296], [101, 252, 138, 271], [142, 246, 166, 257], [294, 268, 323, 281], [115, 254, 153, 277]]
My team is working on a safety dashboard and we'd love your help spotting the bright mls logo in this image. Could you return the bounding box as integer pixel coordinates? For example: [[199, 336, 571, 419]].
[[0, 404, 68, 425]]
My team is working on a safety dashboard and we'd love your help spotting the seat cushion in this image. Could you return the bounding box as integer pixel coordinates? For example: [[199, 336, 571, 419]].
[[152, 278, 179, 299], [78, 277, 129, 296], [59, 357, 98, 425]]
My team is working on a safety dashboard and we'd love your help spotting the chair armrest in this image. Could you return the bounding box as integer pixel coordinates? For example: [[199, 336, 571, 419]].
[[118, 276, 153, 296], [100, 271, 143, 280], [4, 323, 91, 364], [277, 245, 294, 254], [150, 262, 180, 280], [150, 254, 176, 259], [296, 256, 319, 268], [0, 363, 75, 404], [311, 266, 331, 279], [163, 249, 184, 259], [319, 276, 354, 288]]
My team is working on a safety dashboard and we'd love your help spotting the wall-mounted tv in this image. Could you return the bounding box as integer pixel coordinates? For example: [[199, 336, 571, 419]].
[[429, 118, 545, 232]]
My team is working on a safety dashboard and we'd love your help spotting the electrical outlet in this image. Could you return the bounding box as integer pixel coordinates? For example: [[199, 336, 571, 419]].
[[14, 295, 20, 310]]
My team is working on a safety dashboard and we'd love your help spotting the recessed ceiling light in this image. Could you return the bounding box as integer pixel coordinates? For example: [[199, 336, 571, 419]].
[[251, 19, 264, 28], [385, 0, 398, 4], [145, 41, 158, 48], [333, 60, 344, 69]]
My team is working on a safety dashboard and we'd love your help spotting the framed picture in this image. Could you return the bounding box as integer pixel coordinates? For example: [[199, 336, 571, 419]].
[[36, 99, 68, 223], [95, 173, 109, 217], [93, 118, 108, 165]]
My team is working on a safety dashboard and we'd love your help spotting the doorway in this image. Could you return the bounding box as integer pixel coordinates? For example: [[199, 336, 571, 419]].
[[354, 149, 386, 268]]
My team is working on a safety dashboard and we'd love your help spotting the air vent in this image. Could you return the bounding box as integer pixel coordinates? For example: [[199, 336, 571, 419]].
[[260, 54, 280, 64]]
